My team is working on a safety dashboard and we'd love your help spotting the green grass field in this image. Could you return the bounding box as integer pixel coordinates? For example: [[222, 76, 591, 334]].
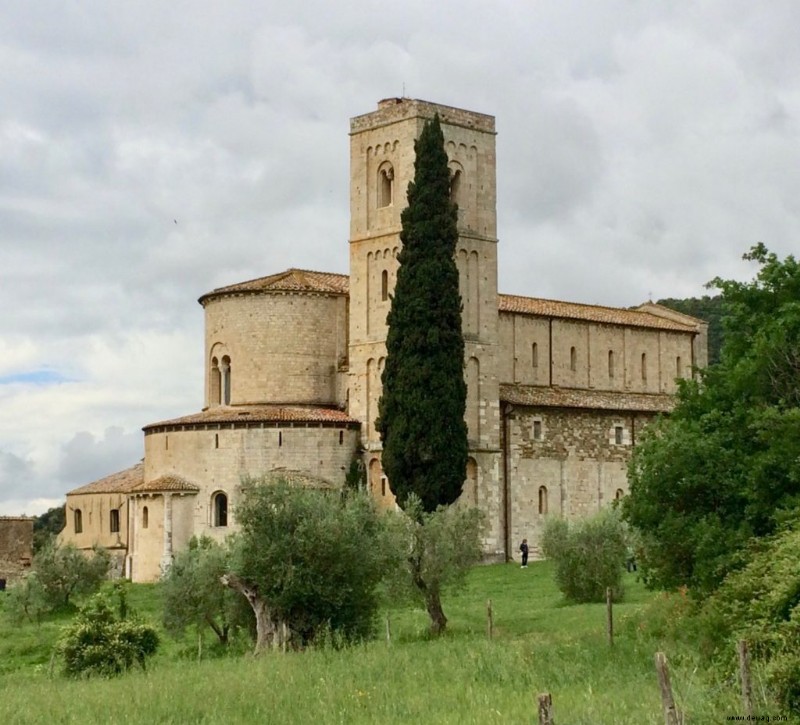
[[0, 562, 779, 724]]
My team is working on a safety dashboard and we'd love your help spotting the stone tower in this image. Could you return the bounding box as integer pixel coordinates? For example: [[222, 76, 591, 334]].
[[348, 98, 503, 556]]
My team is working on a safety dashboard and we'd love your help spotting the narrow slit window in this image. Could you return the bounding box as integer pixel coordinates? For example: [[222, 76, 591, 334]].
[[532, 342, 538, 368], [615, 426, 624, 445], [570, 346, 577, 372], [339, 430, 344, 445], [222, 355, 231, 405], [278, 431, 282, 447], [213, 492, 228, 527], [381, 270, 388, 301], [538, 486, 548, 515], [210, 357, 221, 406], [450, 169, 462, 205], [110, 509, 120, 534], [676, 356, 682, 378], [74, 509, 83, 534], [142, 506, 149, 529], [380, 476, 387, 497], [215, 433, 219, 449], [533, 420, 542, 441], [641, 353, 647, 383], [608, 350, 615, 378]]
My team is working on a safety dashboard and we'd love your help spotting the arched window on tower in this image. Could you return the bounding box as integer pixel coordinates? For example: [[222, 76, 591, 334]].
[[378, 164, 393, 207], [615, 488, 625, 501], [381, 270, 388, 301], [212, 492, 228, 527], [210, 357, 221, 406], [221, 356, 231, 405], [450, 168, 462, 205], [538, 486, 548, 515], [142, 506, 149, 529]]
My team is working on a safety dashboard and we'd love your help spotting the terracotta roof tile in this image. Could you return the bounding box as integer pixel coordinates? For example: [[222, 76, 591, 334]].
[[143, 404, 359, 431], [498, 294, 699, 332], [67, 463, 144, 495], [500, 384, 674, 413], [245, 468, 339, 489], [131, 475, 200, 493], [199, 268, 702, 332], [199, 269, 349, 304]]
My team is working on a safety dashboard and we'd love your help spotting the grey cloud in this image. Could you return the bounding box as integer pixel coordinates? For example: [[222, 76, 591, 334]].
[[57, 427, 142, 491]]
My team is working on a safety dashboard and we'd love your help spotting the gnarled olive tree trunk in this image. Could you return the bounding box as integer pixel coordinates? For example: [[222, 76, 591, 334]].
[[220, 573, 290, 654]]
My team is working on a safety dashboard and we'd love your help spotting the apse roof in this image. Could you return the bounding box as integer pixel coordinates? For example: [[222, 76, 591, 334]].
[[143, 404, 359, 432], [199, 269, 349, 304]]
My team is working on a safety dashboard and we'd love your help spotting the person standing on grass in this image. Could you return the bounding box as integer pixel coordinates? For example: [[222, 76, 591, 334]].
[[519, 538, 529, 568]]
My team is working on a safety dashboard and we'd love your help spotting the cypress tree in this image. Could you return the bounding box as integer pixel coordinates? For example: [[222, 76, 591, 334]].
[[377, 114, 468, 514]]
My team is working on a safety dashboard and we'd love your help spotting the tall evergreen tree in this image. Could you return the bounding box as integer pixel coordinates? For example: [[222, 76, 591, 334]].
[[377, 114, 468, 514]]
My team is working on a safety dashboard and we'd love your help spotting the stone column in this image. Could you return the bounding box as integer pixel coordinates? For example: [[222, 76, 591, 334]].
[[161, 493, 173, 573]]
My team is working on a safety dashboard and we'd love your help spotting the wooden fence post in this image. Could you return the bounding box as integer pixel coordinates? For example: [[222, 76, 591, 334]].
[[738, 639, 753, 717], [606, 587, 613, 646], [654, 652, 682, 725], [385, 613, 392, 645], [487, 599, 494, 640], [537, 692, 554, 725]]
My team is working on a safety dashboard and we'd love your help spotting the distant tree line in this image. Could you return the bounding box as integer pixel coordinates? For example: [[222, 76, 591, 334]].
[[657, 295, 725, 365]]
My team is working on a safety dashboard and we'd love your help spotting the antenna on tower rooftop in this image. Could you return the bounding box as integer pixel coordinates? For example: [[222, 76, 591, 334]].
[[402, 82, 406, 98]]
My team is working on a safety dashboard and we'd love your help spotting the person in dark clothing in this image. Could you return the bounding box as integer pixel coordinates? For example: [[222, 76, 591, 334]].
[[519, 538, 529, 568]]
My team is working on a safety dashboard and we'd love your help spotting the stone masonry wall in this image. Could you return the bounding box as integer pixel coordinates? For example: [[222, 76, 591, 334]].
[[505, 406, 655, 560], [498, 313, 695, 394], [203, 292, 348, 407]]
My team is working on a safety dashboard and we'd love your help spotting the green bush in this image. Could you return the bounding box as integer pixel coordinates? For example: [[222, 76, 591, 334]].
[[232, 480, 393, 649], [696, 515, 800, 710], [541, 509, 627, 603], [58, 592, 159, 677], [6, 542, 110, 621]]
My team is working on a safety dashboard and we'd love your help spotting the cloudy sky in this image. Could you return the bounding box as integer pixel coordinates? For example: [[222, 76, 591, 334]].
[[2, 1, 799, 515]]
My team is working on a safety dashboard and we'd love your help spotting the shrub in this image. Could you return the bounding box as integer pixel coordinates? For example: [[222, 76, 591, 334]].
[[59, 592, 159, 677], [696, 515, 800, 710], [6, 542, 109, 621], [5, 571, 49, 624], [32, 540, 110, 610], [541, 509, 627, 603]]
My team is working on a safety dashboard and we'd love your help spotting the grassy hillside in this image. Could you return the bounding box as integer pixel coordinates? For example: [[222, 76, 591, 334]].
[[0, 563, 757, 723]]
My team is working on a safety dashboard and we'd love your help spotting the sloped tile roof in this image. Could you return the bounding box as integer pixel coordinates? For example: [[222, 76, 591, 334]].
[[498, 295, 698, 332], [131, 475, 200, 493], [143, 404, 359, 431], [244, 468, 339, 489], [199, 269, 350, 304], [500, 384, 674, 413], [67, 463, 144, 495], [199, 268, 701, 332]]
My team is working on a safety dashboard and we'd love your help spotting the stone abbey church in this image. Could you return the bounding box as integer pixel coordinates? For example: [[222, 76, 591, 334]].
[[61, 99, 707, 582]]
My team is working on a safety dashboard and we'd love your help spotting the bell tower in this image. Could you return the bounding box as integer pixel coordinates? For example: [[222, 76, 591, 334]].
[[348, 98, 503, 553]]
